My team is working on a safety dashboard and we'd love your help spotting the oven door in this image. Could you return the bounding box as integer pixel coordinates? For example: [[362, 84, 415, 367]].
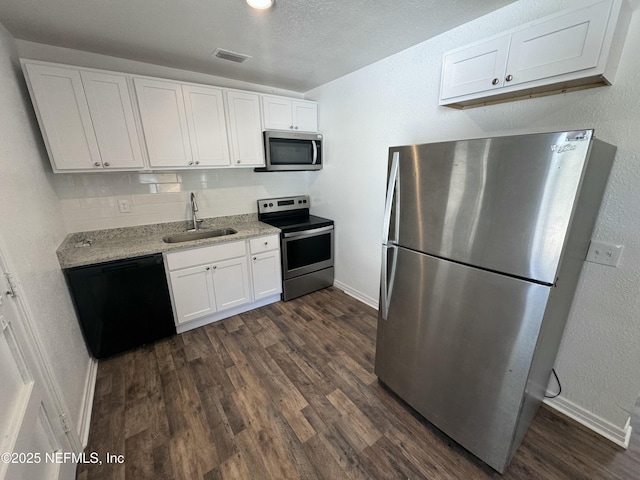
[[281, 226, 334, 279]]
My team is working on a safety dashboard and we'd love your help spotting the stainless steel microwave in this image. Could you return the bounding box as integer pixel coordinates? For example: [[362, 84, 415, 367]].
[[256, 130, 323, 172]]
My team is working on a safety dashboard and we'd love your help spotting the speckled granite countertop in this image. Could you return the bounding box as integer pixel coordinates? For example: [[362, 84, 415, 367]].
[[57, 214, 281, 269]]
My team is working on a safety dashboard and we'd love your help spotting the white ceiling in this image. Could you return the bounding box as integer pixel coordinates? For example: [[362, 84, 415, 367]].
[[0, 0, 515, 92]]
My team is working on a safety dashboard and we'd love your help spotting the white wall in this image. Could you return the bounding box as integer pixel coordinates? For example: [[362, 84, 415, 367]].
[[0, 24, 91, 437], [307, 0, 640, 441], [17, 41, 318, 232]]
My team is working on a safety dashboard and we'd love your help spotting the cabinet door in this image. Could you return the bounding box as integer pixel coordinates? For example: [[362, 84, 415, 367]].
[[169, 265, 216, 324], [211, 257, 252, 311], [440, 35, 511, 100], [262, 95, 293, 130], [183, 85, 231, 167], [251, 250, 282, 300], [23, 63, 102, 171], [134, 77, 193, 168], [80, 71, 145, 170], [226, 90, 264, 167], [506, 1, 612, 87], [292, 100, 318, 132]]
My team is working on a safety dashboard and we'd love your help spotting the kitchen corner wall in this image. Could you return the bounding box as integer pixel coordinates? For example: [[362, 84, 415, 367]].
[[0, 23, 91, 439], [307, 0, 640, 444]]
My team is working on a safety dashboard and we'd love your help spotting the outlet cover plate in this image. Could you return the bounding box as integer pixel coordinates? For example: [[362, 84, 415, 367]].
[[117, 199, 131, 213], [586, 241, 623, 267]]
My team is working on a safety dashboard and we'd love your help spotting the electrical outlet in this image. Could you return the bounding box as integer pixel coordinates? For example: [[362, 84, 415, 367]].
[[586, 241, 623, 267], [117, 199, 131, 213]]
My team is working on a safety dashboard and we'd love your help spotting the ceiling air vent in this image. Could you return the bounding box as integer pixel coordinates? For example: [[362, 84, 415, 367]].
[[213, 48, 252, 63]]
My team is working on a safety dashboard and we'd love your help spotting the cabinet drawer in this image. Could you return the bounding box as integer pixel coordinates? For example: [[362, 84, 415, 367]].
[[249, 235, 280, 254], [166, 240, 247, 271]]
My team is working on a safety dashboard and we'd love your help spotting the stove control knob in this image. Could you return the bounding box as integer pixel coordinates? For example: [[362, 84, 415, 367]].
[[263, 203, 268, 208], [269, 203, 273, 207], [303, 199, 307, 203], [298, 200, 302, 204]]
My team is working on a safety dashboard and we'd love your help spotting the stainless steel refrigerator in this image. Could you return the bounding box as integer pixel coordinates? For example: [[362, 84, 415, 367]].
[[375, 130, 615, 473]]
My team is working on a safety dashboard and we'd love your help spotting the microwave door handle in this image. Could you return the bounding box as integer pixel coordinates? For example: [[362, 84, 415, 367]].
[[311, 140, 318, 165]]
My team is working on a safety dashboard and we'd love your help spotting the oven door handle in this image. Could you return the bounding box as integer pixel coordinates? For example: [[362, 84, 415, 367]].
[[311, 140, 318, 165], [283, 225, 334, 238]]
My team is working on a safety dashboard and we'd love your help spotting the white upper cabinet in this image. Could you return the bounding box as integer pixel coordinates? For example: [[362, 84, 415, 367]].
[[440, 36, 511, 100], [506, 1, 611, 87], [183, 85, 231, 167], [226, 90, 265, 167], [80, 71, 145, 170], [23, 60, 316, 172], [135, 79, 232, 169], [262, 95, 318, 132], [133, 77, 192, 168], [440, 0, 631, 108], [292, 100, 319, 132], [22, 62, 144, 172]]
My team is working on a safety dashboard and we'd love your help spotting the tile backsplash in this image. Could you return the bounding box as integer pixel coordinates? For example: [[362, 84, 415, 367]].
[[55, 169, 318, 232]]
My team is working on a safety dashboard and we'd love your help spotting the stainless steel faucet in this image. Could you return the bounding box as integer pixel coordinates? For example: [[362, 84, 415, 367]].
[[189, 192, 204, 231]]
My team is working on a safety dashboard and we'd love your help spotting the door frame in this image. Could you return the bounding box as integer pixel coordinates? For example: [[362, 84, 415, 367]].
[[0, 239, 83, 476]]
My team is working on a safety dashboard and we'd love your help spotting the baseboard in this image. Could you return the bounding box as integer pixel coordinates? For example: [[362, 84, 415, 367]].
[[543, 395, 632, 448], [79, 358, 98, 447], [333, 280, 379, 310]]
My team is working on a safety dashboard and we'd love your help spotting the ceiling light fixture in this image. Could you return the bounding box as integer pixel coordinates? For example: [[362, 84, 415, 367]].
[[246, 0, 274, 9]]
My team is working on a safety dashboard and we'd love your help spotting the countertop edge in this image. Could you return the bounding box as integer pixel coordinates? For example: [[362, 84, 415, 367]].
[[57, 216, 281, 269]]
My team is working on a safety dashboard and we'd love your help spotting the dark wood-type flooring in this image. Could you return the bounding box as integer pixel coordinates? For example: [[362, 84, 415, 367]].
[[77, 287, 640, 479]]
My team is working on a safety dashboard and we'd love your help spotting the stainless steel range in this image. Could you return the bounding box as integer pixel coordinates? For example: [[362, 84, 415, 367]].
[[258, 195, 334, 301]]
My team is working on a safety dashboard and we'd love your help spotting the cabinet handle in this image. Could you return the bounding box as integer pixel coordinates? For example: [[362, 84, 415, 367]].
[[213, 266, 217, 270], [264, 241, 268, 246], [206, 267, 210, 271], [195, 161, 200, 165], [253, 257, 257, 261], [236, 160, 241, 164], [104, 162, 110, 167], [505, 74, 513, 82], [491, 78, 499, 85], [188, 161, 194, 166], [289, 125, 294, 129], [94, 162, 101, 167]]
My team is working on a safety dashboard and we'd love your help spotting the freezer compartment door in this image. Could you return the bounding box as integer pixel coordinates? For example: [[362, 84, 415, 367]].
[[390, 130, 593, 284], [375, 247, 551, 472]]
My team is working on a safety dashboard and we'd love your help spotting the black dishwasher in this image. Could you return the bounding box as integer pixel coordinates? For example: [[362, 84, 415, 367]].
[[64, 253, 176, 359]]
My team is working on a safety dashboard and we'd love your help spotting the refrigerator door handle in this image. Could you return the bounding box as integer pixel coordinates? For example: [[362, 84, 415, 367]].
[[382, 152, 400, 244], [380, 244, 398, 320]]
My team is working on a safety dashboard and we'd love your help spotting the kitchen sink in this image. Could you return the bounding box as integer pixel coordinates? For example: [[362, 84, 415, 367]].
[[162, 228, 237, 244]]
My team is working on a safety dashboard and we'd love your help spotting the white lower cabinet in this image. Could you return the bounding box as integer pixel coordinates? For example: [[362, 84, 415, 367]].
[[210, 256, 252, 311], [165, 236, 281, 331], [250, 235, 282, 301], [169, 264, 216, 324]]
